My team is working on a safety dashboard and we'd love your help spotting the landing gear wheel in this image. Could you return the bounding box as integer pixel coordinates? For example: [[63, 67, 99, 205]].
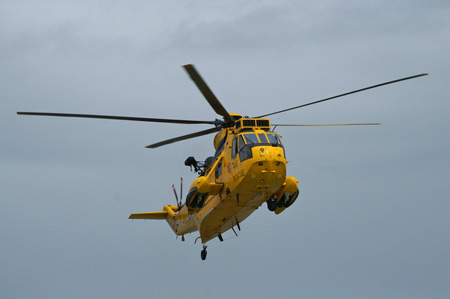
[[267, 197, 277, 212], [201, 246, 207, 260]]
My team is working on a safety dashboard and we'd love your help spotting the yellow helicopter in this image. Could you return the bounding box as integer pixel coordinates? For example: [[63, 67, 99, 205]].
[[18, 65, 427, 260]]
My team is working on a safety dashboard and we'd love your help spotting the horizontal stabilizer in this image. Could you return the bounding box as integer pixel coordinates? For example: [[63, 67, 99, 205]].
[[129, 211, 168, 220]]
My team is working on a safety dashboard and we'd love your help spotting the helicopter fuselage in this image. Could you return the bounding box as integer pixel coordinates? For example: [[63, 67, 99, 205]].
[[163, 119, 299, 244]]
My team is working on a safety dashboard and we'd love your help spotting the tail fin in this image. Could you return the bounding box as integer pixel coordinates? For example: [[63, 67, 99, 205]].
[[129, 211, 168, 220], [129, 205, 179, 220], [129, 205, 197, 236]]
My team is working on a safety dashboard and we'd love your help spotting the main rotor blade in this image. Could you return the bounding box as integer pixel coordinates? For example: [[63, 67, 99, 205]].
[[183, 64, 231, 120], [256, 73, 428, 118], [17, 112, 215, 125], [272, 123, 381, 126], [146, 127, 222, 148]]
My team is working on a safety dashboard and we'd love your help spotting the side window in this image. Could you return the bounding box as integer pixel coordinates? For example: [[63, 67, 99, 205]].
[[214, 137, 226, 158], [215, 159, 222, 179], [239, 135, 246, 151], [232, 138, 238, 158]]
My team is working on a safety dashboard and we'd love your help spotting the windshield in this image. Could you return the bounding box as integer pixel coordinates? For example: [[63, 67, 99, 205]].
[[266, 133, 281, 145], [258, 133, 269, 144], [243, 133, 259, 144], [238, 132, 284, 162], [242, 132, 281, 145]]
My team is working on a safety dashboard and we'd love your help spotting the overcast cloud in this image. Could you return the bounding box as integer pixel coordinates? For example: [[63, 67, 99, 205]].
[[1, 1, 449, 298]]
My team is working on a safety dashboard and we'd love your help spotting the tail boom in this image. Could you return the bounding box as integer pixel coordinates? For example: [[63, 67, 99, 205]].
[[129, 205, 198, 236]]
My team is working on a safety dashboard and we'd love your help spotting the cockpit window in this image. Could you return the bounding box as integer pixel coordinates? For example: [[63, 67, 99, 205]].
[[258, 133, 269, 144], [232, 137, 238, 158], [239, 135, 252, 162], [214, 136, 226, 158], [240, 132, 282, 145], [238, 135, 246, 151], [243, 133, 259, 144], [215, 159, 222, 179], [266, 133, 281, 145]]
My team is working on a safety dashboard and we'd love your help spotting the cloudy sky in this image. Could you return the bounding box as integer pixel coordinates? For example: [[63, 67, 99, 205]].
[[1, 1, 449, 298]]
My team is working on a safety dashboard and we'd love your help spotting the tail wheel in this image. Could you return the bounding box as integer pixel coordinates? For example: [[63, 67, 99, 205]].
[[201, 248, 207, 260]]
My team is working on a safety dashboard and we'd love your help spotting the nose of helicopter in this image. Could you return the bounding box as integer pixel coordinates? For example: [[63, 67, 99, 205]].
[[251, 146, 286, 193]]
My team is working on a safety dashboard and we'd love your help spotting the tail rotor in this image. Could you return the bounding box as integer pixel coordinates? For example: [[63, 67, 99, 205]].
[[172, 177, 183, 210], [172, 177, 185, 242], [180, 177, 183, 208]]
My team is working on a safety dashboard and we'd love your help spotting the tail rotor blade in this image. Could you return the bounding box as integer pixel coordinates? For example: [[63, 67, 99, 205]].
[[172, 184, 179, 207], [180, 177, 183, 206]]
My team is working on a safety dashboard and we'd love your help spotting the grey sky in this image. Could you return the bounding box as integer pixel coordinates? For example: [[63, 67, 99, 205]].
[[1, 1, 449, 298]]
